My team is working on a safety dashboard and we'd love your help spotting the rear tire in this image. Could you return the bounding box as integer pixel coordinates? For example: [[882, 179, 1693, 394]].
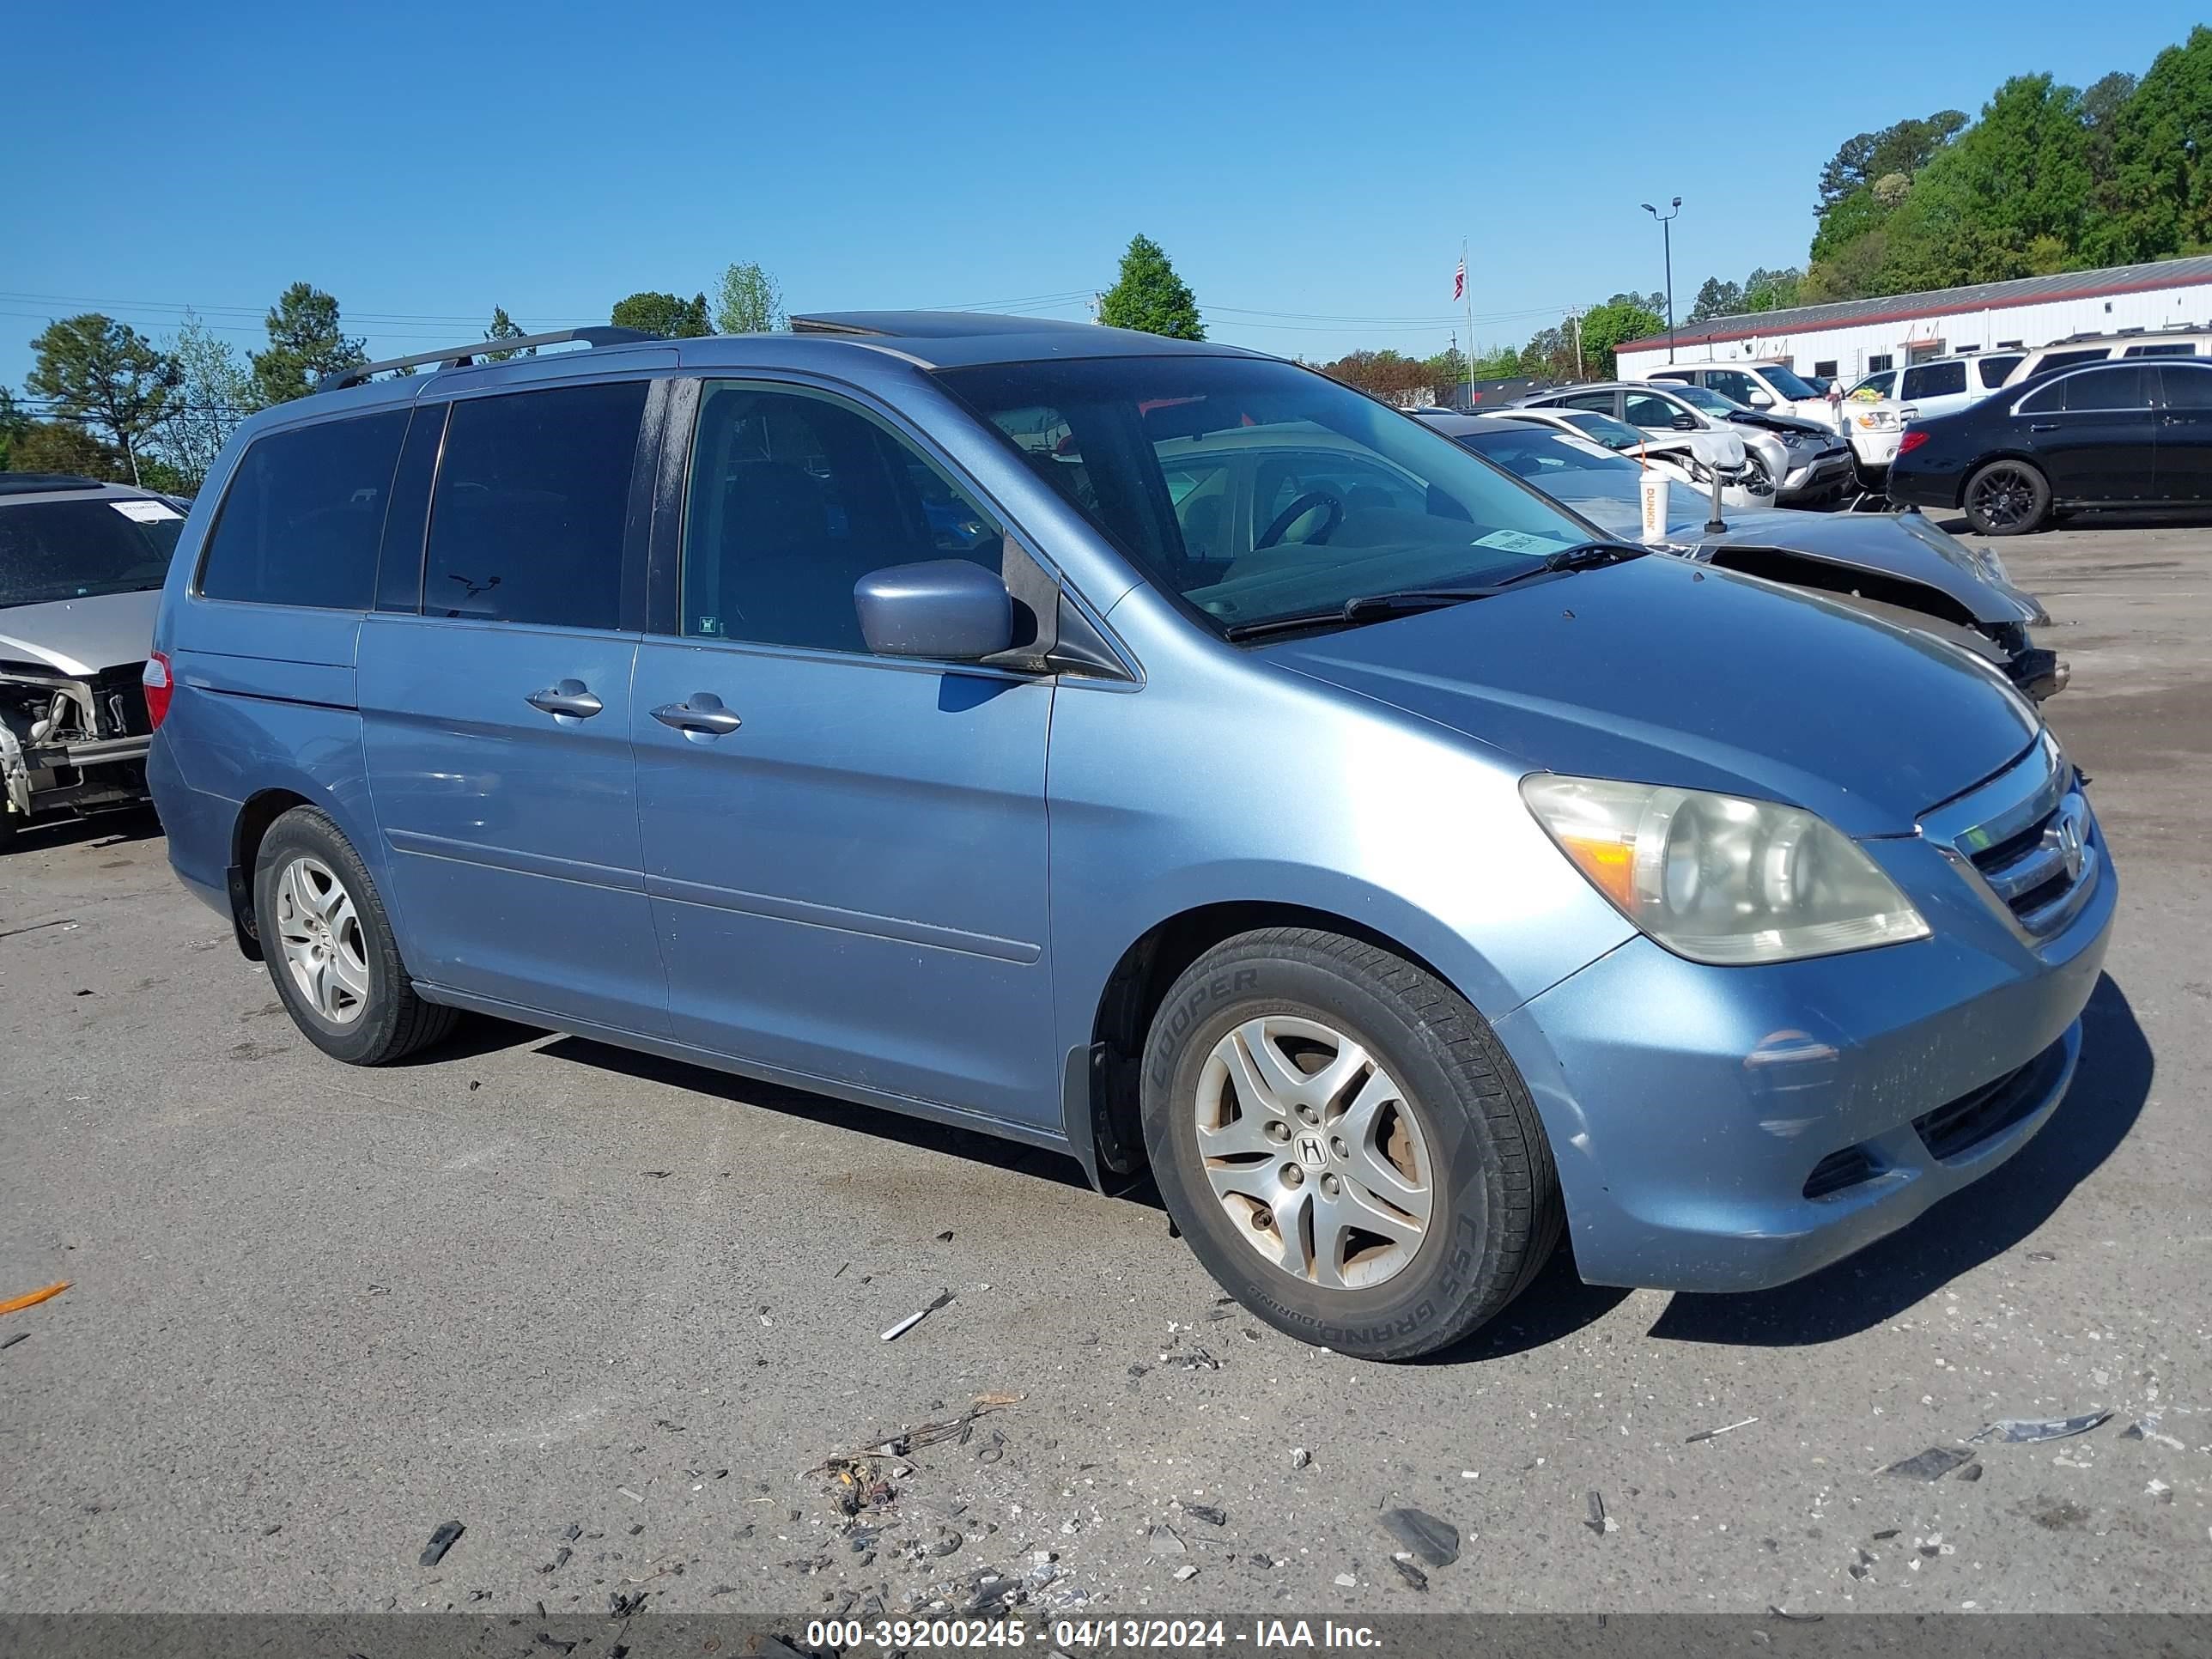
[[253, 806, 459, 1065], [1140, 927, 1562, 1361], [1962, 459, 2051, 536]]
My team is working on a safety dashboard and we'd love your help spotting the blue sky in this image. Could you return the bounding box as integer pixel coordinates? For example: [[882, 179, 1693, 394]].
[[4, 2, 2203, 393]]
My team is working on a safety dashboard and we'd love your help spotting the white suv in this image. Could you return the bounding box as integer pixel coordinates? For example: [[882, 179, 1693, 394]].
[[1842, 352, 2022, 479], [1641, 362, 1834, 424], [1998, 329, 2212, 386]]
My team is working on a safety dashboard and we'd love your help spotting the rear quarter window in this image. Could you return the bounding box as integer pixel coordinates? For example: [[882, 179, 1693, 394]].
[[197, 412, 410, 609]]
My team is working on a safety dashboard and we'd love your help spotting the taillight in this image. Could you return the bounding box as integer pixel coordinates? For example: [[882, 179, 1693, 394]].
[[143, 652, 173, 730], [1897, 429, 1930, 456]]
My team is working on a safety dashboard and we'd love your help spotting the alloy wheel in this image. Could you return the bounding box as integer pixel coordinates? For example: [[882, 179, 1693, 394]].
[[273, 854, 371, 1025], [1193, 1015, 1433, 1291], [1970, 465, 2039, 531]]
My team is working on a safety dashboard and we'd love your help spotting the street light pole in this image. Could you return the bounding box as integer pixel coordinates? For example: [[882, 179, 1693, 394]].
[[1642, 198, 1681, 363]]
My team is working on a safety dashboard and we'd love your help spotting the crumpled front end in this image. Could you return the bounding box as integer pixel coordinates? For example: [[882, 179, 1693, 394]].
[[0, 659, 154, 830]]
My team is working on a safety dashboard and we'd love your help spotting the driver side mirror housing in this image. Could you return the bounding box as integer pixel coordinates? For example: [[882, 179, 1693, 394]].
[[1747, 390, 1775, 409], [854, 560, 1014, 662], [1670, 414, 1699, 431]]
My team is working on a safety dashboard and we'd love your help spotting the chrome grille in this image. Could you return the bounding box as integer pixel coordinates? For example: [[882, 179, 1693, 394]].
[[1923, 732, 2100, 942]]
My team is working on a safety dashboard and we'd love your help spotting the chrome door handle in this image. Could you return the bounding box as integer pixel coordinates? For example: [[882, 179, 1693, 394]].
[[526, 679, 604, 720], [651, 693, 742, 736], [2028, 422, 2059, 432]]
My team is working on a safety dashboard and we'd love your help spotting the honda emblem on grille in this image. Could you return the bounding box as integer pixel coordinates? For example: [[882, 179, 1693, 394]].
[[2051, 806, 2085, 883]]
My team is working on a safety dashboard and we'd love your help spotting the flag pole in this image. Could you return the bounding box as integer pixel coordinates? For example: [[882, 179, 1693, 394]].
[[1463, 237, 1474, 402]]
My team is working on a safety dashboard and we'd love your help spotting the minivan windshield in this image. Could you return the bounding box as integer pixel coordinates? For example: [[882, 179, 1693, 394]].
[[933, 356, 1594, 636], [0, 497, 184, 609]]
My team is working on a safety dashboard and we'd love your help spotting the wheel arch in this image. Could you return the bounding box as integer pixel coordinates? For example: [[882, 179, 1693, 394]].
[[1064, 899, 1474, 1194], [226, 787, 315, 959]]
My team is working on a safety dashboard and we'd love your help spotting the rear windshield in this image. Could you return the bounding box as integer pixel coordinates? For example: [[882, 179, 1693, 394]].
[[0, 497, 183, 609], [933, 356, 1591, 637]]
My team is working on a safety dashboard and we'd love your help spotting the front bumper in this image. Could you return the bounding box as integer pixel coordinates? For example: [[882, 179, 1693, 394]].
[[1496, 767, 2115, 1292], [1777, 448, 1856, 501]]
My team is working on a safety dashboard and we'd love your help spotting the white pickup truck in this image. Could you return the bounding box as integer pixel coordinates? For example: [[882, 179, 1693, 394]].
[[1841, 352, 2023, 481]]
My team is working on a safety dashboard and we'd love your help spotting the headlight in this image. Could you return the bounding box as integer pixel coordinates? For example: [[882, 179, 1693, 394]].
[[1522, 775, 1930, 964]]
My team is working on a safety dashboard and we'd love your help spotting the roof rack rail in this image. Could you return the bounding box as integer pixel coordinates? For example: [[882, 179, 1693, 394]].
[[318, 326, 663, 394]]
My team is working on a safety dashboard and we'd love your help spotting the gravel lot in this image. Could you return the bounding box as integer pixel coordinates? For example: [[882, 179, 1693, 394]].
[[1, 519, 2206, 1619]]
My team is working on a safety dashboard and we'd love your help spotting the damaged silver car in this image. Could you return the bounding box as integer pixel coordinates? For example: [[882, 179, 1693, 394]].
[[1418, 413, 2064, 701], [0, 474, 179, 850]]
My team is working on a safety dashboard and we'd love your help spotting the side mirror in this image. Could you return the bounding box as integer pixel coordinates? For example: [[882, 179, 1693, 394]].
[[1747, 390, 1775, 408], [854, 560, 1015, 662], [1671, 414, 1699, 431]]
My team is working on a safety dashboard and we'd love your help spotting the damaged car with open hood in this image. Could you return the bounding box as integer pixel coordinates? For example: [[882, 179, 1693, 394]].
[[0, 474, 176, 850]]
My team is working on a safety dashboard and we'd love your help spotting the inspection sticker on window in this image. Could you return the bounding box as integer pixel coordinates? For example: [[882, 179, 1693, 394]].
[[111, 500, 183, 523], [1474, 528, 1568, 554]]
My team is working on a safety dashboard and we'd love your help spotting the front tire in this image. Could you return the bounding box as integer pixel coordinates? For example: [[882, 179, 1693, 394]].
[[1140, 928, 1562, 1360], [1963, 459, 2051, 536], [253, 806, 459, 1065]]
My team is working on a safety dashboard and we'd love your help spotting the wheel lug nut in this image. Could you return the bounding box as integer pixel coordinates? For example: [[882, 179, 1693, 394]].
[[1282, 1164, 1304, 1188], [1330, 1137, 1348, 1160], [1296, 1104, 1320, 1125], [1321, 1174, 1340, 1196], [1264, 1121, 1290, 1143]]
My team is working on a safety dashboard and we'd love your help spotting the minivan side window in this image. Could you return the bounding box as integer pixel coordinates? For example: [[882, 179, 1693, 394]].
[[680, 382, 1004, 653], [422, 380, 647, 628], [1978, 355, 2023, 387], [197, 411, 408, 609], [2036, 349, 2111, 376]]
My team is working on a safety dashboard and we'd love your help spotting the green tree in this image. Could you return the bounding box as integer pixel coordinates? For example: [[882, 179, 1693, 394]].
[[155, 311, 252, 491], [1097, 234, 1204, 339], [1419, 345, 1468, 389], [0, 388, 28, 471], [5, 420, 130, 480], [1688, 276, 1744, 322], [24, 313, 180, 485], [714, 262, 785, 333], [1742, 267, 1803, 312], [1802, 229, 1892, 303], [1577, 299, 1666, 379], [611, 290, 711, 337], [1816, 110, 1968, 214], [480, 307, 533, 362], [251, 283, 367, 406], [1470, 343, 1524, 379], [2090, 28, 2212, 264], [1876, 75, 2094, 291]]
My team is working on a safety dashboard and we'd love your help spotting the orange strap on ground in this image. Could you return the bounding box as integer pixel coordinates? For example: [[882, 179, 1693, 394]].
[[0, 1280, 70, 1316]]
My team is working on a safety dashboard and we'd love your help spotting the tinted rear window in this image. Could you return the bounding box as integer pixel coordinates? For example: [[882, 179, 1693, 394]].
[[1901, 361, 1968, 398], [1, 498, 185, 609], [423, 380, 647, 628], [198, 412, 408, 609]]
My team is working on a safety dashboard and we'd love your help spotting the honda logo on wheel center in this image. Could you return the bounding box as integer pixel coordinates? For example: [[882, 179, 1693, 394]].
[[1295, 1133, 1328, 1170]]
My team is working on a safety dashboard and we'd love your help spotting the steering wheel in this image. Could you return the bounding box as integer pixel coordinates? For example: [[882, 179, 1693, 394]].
[[1255, 490, 1345, 550]]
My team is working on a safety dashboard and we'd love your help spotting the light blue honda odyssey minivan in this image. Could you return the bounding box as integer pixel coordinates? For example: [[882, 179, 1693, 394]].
[[144, 314, 2115, 1358]]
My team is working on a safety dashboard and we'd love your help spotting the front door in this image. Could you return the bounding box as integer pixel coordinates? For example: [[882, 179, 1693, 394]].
[[358, 378, 669, 1034], [632, 379, 1058, 1124], [2023, 364, 2159, 503]]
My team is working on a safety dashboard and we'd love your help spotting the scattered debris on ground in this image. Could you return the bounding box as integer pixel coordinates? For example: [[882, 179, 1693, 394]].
[[881, 1289, 955, 1342], [1685, 1416, 1758, 1443], [0, 1280, 70, 1316], [1291, 1447, 1311, 1470], [1181, 1504, 1226, 1528], [1972, 1410, 2112, 1445], [418, 1521, 464, 1567], [1389, 1557, 1429, 1591], [2123, 1416, 2186, 1452], [1881, 1446, 1977, 1480], [1583, 1491, 1617, 1536], [1379, 1508, 1459, 1568]]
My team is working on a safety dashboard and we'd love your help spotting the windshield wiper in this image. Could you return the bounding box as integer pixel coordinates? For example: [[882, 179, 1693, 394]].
[[1486, 540, 1650, 586], [1221, 545, 1647, 641], [1221, 586, 1505, 641]]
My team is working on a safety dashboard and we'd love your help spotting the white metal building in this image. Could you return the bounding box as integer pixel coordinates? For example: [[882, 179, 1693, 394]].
[[1614, 254, 2212, 386]]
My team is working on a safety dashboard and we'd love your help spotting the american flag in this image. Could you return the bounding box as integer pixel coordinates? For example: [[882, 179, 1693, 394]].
[[1453, 258, 1466, 301]]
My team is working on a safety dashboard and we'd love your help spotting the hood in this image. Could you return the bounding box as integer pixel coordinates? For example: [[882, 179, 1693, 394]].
[[0, 588, 160, 678], [1686, 507, 2045, 626], [1728, 409, 1834, 440], [1264, 555, 2039, 837]]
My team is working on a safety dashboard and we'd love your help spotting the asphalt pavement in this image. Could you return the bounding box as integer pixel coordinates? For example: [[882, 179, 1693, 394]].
[[1, 519, 2206, 1618]]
